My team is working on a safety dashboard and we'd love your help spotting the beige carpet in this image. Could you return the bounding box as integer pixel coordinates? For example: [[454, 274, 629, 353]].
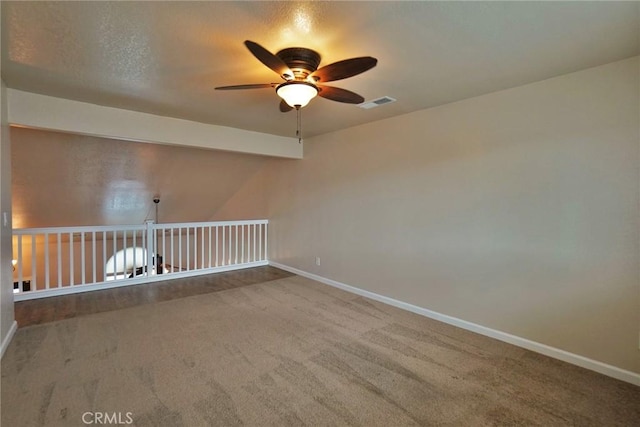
[[2, 275, 639, 426]]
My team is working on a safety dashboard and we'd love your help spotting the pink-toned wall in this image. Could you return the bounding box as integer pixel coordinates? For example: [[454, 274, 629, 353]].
[[10, 127, 270, 228], [1, 79, 16, 353]]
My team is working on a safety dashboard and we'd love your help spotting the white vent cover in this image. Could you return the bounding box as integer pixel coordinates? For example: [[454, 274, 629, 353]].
[[359, 96, 397, 109]]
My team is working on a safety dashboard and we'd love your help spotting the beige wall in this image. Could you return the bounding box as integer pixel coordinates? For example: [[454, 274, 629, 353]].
[[211, 164, 273, 221], [1, 79, 15, 348], [222, 57, 640, 373]]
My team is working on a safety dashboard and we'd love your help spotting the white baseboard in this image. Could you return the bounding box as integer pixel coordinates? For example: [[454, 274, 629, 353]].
[[1, 320, 17, 359], [270, 261, 640, 387]]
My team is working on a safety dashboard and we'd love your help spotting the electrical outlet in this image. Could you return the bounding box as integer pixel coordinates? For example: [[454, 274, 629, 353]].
[[315, 257, 321, 266]]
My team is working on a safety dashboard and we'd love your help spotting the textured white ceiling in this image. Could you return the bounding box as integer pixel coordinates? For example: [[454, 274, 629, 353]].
[[2, 1, 639, 139]]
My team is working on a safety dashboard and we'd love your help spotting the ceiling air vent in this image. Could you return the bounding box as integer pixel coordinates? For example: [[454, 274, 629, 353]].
[[359, 96, 397, 109]]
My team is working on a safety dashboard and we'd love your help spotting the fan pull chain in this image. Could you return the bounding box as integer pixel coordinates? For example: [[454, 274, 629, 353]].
[[296, 106, 302, 144]]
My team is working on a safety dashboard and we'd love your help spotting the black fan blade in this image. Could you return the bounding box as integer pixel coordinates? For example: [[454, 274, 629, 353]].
[[311, 57, 377, 82], [279, 100, 294, 112], [215, 83, 277, 90], [245, 40, 293, 79], [318, 86, 364, 104]]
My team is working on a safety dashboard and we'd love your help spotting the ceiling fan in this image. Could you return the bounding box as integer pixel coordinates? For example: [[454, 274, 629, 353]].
[[215, 40, 377, 112]]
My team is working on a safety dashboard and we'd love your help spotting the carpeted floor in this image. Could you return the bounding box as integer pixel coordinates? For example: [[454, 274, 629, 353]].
[[2, 273, 639, 426], [14, 266, 294, 327]]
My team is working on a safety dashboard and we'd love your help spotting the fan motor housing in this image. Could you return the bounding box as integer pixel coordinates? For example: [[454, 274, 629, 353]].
[[276, 47, 321, 78]]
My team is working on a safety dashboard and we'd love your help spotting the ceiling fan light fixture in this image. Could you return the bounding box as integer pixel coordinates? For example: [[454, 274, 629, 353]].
[[276, 81, 318, 108]]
